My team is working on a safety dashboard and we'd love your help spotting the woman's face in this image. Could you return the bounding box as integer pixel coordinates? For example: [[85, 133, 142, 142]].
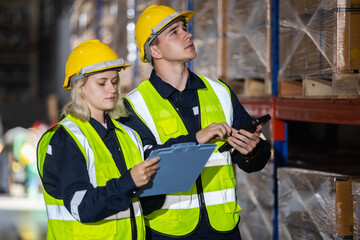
[[81, 70, 119, 118]]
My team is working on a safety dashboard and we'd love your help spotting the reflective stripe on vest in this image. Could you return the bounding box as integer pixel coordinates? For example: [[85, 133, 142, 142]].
[[70, 190, 86, 221], [126, 88, 162, 144], [203, 76, 233, 126], [205, 151, 231, 167], [126, 75, 240, 236], [46, 201, 142, 221], [123, 123, 145, 161], [161, 188, 236, 210], [61, 118, 98, 187]]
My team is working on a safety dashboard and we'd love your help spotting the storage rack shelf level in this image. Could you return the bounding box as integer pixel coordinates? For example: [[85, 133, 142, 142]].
[[240, 97, 360, 126]]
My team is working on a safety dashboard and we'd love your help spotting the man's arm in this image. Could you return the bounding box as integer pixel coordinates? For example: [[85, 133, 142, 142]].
[[226, 85, 271, 172]]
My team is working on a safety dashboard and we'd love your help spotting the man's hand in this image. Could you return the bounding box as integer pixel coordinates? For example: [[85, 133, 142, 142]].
[[196, 122, 232, 144], [227, 125, 262, 155], [130, 157, 160, 187]]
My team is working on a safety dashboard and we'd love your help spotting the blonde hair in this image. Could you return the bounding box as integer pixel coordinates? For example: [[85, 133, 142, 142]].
[[62, 74, 128, 121]]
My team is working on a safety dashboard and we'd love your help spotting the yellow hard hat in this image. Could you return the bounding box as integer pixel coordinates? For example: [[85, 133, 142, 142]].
[[63, 39, 132, 89], [135, 5, 195, 63]]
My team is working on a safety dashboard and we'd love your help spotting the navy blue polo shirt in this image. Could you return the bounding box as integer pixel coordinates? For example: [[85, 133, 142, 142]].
[[120, 69, 271, 240], [41, 114, 138, 223]]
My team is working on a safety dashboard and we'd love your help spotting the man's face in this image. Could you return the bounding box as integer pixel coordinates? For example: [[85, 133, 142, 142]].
[[151, 20, 197, 64]]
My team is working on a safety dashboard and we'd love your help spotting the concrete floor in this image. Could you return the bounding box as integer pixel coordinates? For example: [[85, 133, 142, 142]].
[[0, 195, 47, 240]]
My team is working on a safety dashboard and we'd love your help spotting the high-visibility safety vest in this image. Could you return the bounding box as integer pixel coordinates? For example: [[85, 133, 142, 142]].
[[126, 75, 241, 237], [37, 114, 145, 240]]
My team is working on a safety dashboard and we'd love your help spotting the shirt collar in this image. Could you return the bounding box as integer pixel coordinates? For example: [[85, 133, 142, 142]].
[[89, 114, 120, 139], [148, 69, 206, 99]]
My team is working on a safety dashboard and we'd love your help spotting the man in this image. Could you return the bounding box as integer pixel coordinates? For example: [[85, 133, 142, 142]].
[[120, 4, 271, 240]]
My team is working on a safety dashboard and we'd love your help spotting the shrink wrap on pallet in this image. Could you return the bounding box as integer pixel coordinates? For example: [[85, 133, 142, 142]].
[[235, 161, 274, 240], [278, 167, 358, 240]]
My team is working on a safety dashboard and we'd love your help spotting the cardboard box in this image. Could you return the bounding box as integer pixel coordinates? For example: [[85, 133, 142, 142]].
[[336, 179, 358, 238], [336, 11, 360, 72]]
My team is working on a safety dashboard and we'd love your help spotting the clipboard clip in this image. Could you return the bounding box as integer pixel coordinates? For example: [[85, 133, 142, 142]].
[[171, 142, 197, 152]]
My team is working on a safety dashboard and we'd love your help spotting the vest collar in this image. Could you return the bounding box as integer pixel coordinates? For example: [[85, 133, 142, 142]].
[[149, 69, 206, 99]]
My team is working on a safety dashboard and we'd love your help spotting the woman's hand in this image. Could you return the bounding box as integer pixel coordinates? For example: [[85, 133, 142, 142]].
[[130, 157, 160, 187]]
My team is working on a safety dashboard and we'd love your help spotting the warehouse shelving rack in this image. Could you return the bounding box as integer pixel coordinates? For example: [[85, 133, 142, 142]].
[[238, 0, 360, 239]]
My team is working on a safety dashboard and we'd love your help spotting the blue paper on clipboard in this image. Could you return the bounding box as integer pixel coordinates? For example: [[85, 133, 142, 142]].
[[136, 142, 217, 197]]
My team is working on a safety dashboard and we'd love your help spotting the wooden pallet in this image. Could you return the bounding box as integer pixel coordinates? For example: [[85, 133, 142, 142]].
[[279, 73, 360, 98], [226, 78, 272, 97]]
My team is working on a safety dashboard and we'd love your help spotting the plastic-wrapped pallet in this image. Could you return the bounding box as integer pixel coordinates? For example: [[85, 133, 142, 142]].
[[278, 0, 360, 97], [278, 167, 357, 240], [192, 0, 271, 96], [192, 0, 219, 79], [226, 0, 271, 83], [235, 161, 273, 240]]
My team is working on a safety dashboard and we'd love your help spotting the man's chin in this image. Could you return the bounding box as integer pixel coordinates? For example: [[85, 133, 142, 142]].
[[186, 53, 197, 62]]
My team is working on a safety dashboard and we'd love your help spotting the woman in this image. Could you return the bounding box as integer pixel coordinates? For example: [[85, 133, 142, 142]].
[[37, 39, 159, 240]]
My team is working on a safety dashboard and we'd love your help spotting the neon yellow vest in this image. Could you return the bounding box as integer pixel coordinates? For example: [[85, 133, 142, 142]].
[[37, 115, 145, 240], [126, 75, 240, 237]]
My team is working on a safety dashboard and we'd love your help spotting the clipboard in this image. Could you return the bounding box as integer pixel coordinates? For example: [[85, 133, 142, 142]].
[[135, 142, 217, 197]]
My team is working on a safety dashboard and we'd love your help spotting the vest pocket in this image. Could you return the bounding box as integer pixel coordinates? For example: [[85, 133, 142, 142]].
[[158, 118, 179, 136]]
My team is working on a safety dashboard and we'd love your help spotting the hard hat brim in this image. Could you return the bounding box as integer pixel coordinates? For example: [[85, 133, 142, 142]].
[[155, 10, 195, 35], [63, 60, 132, 90], [85, 64, 132, 76]]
